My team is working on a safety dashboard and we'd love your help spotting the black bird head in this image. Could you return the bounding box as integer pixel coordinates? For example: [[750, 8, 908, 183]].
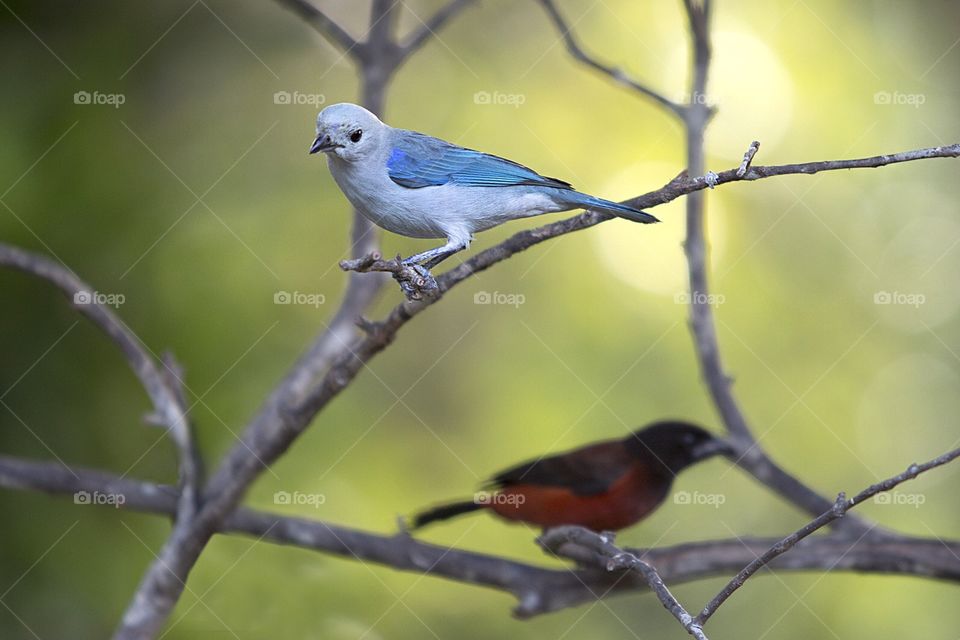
[[622, 420, 730, 475]]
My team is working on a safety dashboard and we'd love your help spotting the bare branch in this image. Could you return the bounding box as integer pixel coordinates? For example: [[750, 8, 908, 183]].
[[0, 244, 199, 520], [420, 142, 960, 298], [697, 446, 960, 624], [3, 453, 960, 619], [682, 0, 712, 65], [400, 0, 477, 55], [535, 0, 685, 116], [675, 0, 864, 539], [274, 0, 359, 55], [541, 527, 708, 639]]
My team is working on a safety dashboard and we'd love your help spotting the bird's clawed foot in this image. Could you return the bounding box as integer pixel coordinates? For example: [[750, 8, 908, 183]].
[[394, 262, 439, 301], [339, 252, 439, 302]]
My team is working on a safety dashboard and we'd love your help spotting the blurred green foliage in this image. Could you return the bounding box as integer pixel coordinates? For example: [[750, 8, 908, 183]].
[[1, 1, 959, 638]]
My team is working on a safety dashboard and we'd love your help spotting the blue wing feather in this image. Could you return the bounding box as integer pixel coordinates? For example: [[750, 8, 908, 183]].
[[386, 130, 572, 191]]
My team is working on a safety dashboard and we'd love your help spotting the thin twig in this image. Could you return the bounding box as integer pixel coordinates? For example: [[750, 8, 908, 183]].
[[697, 446, 960, 624], [535, 0, 686, 116], [540, 527, 708, 639], [736, 140, 760, 177]]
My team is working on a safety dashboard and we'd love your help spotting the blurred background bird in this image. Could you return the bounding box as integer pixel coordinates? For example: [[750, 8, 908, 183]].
[[311, 103, 658, 269], [411, 421, 730, 532]]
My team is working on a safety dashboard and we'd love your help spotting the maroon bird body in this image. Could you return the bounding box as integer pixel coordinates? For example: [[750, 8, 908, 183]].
[[412, 421, 728, 532]]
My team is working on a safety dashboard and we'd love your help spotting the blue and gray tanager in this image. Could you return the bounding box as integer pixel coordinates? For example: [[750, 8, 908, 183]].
[[310, 103, 658, 268]]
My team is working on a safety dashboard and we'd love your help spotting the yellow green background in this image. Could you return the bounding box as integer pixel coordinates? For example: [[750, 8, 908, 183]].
[[1, 1, 959, 638]]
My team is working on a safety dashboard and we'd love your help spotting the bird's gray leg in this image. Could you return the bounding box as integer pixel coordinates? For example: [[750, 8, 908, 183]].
[[401, 245, 452, 267], [402, 238, 469, 269], [422, 248, 461, 269]]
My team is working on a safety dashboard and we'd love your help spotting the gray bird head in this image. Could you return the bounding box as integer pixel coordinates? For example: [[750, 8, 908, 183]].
[[310, 103, 386, 162]]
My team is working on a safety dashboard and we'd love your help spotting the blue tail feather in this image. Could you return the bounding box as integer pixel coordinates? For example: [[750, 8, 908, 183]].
[[564, 191, 659, 224]]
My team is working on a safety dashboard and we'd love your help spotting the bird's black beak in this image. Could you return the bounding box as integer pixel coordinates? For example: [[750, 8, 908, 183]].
[[692, 438, 734, 461], [309, 133, 336, 155]]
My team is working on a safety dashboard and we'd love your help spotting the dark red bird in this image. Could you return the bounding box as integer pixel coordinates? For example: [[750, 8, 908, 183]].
[[411, 421, 729, 532]]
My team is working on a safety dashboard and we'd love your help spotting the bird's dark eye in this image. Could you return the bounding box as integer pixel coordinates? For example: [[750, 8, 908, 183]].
[[350, 129, 363, 143]]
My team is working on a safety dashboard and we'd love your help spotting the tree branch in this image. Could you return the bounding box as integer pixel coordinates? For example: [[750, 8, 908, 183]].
[[0, 244, 200, 520], [274, 0, 359, 55], [2, 453, 959, 620], [674, 0, 866, 539], [535, 0, 686, 116], [697, 446, 960, 624], [400, 0, 477, 56], [399, 142, 960, 296], [156, 352, 204, 512]]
